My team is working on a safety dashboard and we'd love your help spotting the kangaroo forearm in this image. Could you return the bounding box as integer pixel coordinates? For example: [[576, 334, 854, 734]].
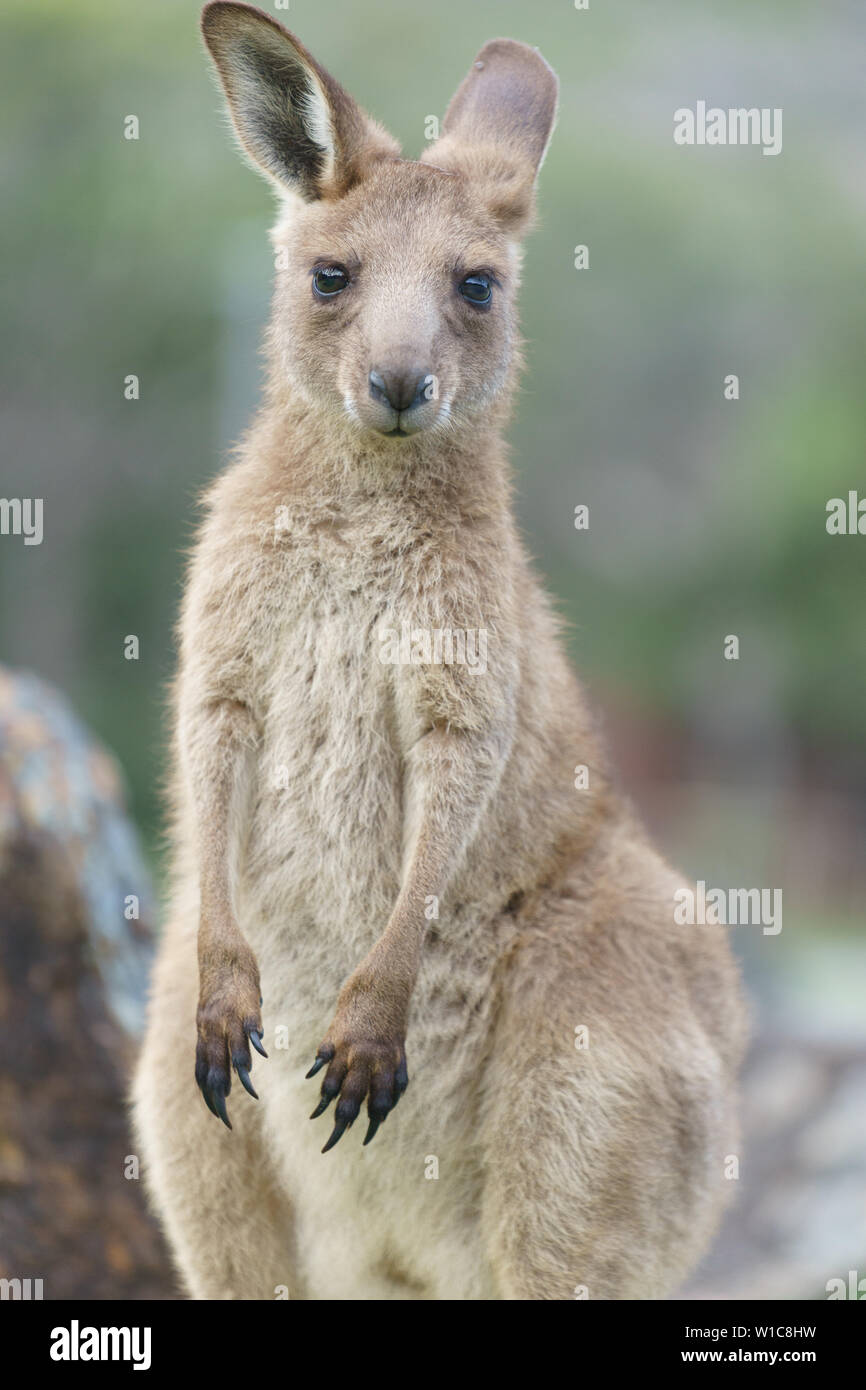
[[180, 695, 262, 1045], [179, 695, 258, 961], [365, 832, 455, 1000], [342, 724, 509, 1015], [179, 693, 265, 1126]]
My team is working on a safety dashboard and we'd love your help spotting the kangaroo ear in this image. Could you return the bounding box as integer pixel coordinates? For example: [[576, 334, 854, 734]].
[[422, 39, 558, 235], [201, 2, 399, 200]]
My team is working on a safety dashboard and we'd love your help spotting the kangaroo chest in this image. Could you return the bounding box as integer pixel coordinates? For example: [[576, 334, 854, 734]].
[[238, 531, 411, 954]]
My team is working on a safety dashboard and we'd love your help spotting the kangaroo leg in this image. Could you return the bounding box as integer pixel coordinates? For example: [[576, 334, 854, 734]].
[[481, 863, 743, 1300], [132, 916, 298, 1300]]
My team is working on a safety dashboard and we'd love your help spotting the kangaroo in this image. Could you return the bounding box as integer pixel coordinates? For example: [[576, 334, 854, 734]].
[[132, 0, 747, 1301]]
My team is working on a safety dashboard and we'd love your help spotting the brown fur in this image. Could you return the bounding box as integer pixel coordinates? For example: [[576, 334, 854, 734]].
[[132, 2, 746, 1300]]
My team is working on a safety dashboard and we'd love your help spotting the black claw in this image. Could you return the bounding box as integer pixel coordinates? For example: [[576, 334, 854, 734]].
[[213, 1091, 232, 1130], [309, 1094, 333, 1120], [394, 1058, 409, 1104], [305, 1056, 327, 1079], [201, 1089, 218, 1118], [250, 1030, 268, 1058], [321, 1116, 351, 1153], [236, 1065, 258, 1100], [363, 1117, 382, 1147]]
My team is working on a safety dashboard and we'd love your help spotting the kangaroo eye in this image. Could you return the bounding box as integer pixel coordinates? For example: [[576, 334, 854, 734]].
[[313, 266, 349, 298], [458, 273, 492, 306]]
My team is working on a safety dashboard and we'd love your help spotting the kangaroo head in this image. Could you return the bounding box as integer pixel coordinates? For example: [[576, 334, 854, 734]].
[[201, 2, 558, 445]]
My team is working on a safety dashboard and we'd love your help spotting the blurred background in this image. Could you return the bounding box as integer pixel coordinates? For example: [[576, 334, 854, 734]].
[[1, 0, 864, 1299]]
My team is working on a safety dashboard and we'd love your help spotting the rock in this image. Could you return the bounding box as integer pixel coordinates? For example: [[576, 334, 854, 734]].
[[0, 666, 175, 1300]]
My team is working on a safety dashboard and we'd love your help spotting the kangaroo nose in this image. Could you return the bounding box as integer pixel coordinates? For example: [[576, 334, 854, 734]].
[[369, 368, 433, 413]]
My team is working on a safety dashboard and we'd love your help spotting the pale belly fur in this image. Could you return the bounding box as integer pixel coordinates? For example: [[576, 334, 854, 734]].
[[229, 592, 508, 1299]]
